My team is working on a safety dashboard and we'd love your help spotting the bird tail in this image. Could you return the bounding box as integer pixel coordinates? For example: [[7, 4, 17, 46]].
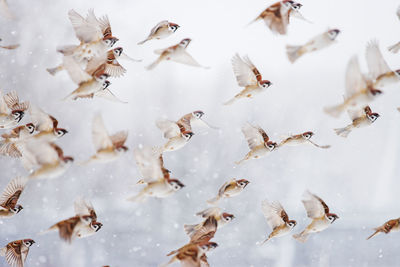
[[46, 65, 63, 76], [206, 195, 221, 205], [127, 192, 147, 202], [38, 225, 58, 235], [137, 38, 149, 45], [388, 42, 400, 53], [366, 229, 381, 240], [183, 224, 198, 237], [258, 235, 271, 245], [146, 57, 162, 70], [235, 154, 249, 165], [159, 256, 177, 267], [293, 231, 309, 243], [334, 126, 352, 138], [286, 45, 304, 63], [223, 96, 238, 106], [246, 16, 260, 27]]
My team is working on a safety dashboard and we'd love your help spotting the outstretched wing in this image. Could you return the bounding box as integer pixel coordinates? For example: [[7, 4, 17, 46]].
[[241, 123, 265, 150], [365, 40, 392, 80], [231, 54, 259, 87], [345, 56, 367, 99], [156, 119, 181, 139], [92, 114, 113, 151], [302, 191, 328, 219], [0, 177, 27, 210], [261, 200, 285, 229], [134, 146, 165, 183]]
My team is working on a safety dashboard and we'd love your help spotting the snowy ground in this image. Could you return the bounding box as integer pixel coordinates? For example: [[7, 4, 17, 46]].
[[1, 0, 400, 266]]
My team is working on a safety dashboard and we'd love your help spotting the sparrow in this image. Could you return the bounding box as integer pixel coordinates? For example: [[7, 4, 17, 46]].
[[184, 207, 234, 239], [63, 70, 110, 101], [0, 39, 19, 50], [41, 198, 102, 243], [259, 200, 296, 244], [176, 110, 218, 131], [72, 84, 127, 103], [278, 131, 330, 149], [81, 114, 128, 165], [0, 177, 28, 218], [334, 106, 379, 138], [146, 38, 207, 70], [138, 20, 180, 45], [0, 123, 35, 158], [18, 141, 73, 179], [207, 178, 249, 205], [85, 47, 140, 78], [156, 118, 194, 152], [162, 241, 218, 267], [0, 239, 35, 267], [249, 0, 307, 35], [128, 146, 185, 202], [224, 54, 272, 105], [28, 105, 68, 142], [367, 218, 400, 240], [365, 40, 400, 88], [388, 6, 400, 53], [0, 0, 14, 19], [286, 29, 340, 63], [187, 215, 218, 244], [47, 9, 119, 76], [235, 123, 277, 164], [324, 56, 382, 117], [0, 91, 29, 129], [293, 191, 339, 243]]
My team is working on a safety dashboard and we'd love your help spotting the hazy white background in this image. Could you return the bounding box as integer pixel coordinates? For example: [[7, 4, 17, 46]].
[[0, 0, 400, 266]]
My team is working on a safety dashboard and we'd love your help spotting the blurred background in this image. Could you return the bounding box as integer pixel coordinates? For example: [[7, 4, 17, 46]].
[[1, 0, 400, 266]]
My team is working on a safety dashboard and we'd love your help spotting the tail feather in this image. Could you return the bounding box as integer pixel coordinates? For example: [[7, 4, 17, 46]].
[[183, 224, 197, 236], [334, 126, 351, 138], [223, 96, 238, 106], [137, 38, 150, 45], [286, 45, 304, 63], [293, 231, 309, 243], [258, 235, 271, 245], [0, 247, 6, 257], [246, 16, 260, 27], [127, 192, 147, 202], [146, 57, 162, 70], [38, 225, 57, 235], [235, 156, 248, 165], [388, 42, 400, 53], [47, 65, 63, 76], [206, 195, 220, 205], [367, 229, 381, 240]]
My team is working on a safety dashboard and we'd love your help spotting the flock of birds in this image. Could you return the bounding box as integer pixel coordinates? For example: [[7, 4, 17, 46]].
[[0, 1, 400, 266]]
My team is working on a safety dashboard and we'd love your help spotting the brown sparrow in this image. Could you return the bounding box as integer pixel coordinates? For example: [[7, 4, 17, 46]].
[[162, 241, 218, 267], [176, 110, 218, 131], [334, 106, 379, 137], [138, 20, 180, 45], [0, 239, 35, 267], [72, 85, 127, 103], [235, 123, 277, 164], [28, 105, 68, 142], [184, 207, 234, 239], [0, 177, 28, 218], [324, 55, 382, 118], [63, 70, 110, 101], [156, 118, 194, 152], [367, 218, 400, 240], [293, 191, 339, 243], [128, 146, 184, 202], [0, 123, 35, 158], [207, 178, 249, 205], [259, 200, 296, 244], [286, 29, 340, 63], [388, 7, 400, 53], [224, 54, 272, 105], [42, 198, 102, 243], [278, 131, 330, 149], [0, 91, 29, 129], [18, 141, 73, 179], [81, 114, 128, 165], [365, 40, 400, 88], [146, 38, 207, 70], [249, 0, 307, 35]]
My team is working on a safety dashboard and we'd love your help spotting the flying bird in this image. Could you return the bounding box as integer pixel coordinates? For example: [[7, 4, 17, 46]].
[[0, 239, 35, 267], [224, 54, 272, 105], [207, 178, 249, 205], [278, 131, 330, 149], [0, 177, 28, 218], [367, 218, 400, 240], [138, 20, 179, 45], [334, 106, 379, 138]]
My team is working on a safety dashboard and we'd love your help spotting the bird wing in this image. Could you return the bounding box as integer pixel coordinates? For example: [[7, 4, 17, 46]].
[[242, 123, 265, 150], [261, 200, 285, 229], [365, 39, 392, 80], [149, 20, 169, 36], [110, 130, 128, 148], [0, 177, 27, 209], [29, 105, 55, 132], [231, 54, 258, 87], [68, 9, 103, 43], [74, 197, 97, 221], [170, 51, 204, 67], [302, 191, 328, 219], [134, 146, 165, 183], [4, 241, 23, 267], [345, 56, 367, 99], [92, 114, 113, 151], [62, 55, 92, 84], [156, 119, 181, 139], [0, 90, 7, 114]]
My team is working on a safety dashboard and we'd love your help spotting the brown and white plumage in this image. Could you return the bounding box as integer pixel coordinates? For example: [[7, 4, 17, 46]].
[[0, 177, 28, 218], [128, 146, 184, 202], [334, 106, 379, 138], [207, 178, 249, 205], [156, 118, 194, 152], [388, 6, 400, 53], [0, 239, 35, 267], [367, 218, 400, 240], [224, 54, 272, 105], [293, 191, 338, 243], [235, 123, 277, 164], [0, 123, 35, 158], [260, 200, 296, 244], [138, 20, 179, 45], [162, 242, 218, 267], [0, 91, 29, 129], [82, 114, 128, 165]]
